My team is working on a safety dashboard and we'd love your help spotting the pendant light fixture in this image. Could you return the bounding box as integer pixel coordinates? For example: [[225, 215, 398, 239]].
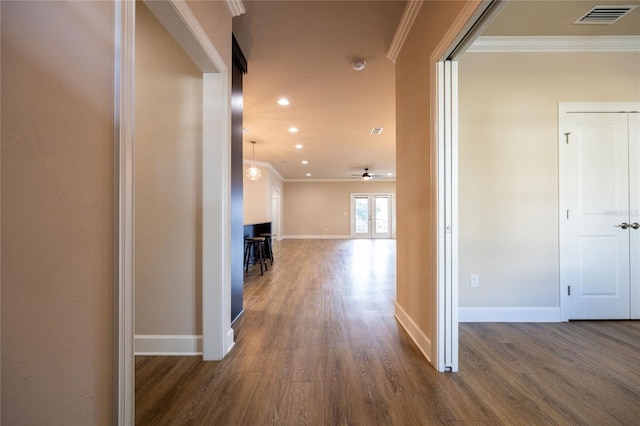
[[246, 140, 262, 181]]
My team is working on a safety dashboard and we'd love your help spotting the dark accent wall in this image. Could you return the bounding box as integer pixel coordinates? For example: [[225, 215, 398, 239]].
[[231, 36, 247, 323]]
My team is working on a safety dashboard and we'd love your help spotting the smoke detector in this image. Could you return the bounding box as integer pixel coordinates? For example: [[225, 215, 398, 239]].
[[352, 59, 366, 71]]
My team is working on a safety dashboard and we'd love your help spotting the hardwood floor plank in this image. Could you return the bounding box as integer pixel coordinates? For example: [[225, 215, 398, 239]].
[[278, 382, 325, 425], [136, 240, 640, 425]]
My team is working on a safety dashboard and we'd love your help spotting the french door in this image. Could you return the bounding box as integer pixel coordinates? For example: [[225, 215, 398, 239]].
[[560, 104, 640, 320], [351, 194, 392, 239]]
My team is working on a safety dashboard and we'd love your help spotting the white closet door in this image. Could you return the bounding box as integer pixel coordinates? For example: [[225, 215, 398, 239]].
[[630, 113, 640, 319], [564, 112, 631, 319]]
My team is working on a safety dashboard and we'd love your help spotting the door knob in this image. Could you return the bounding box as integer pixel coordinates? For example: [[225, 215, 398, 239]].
[[616, 222, 630, 229], [631, 222, 640, 230]]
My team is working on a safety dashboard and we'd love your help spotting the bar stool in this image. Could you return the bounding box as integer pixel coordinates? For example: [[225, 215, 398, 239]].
[[258, 233, 274, 265], [244, 237, 268, 276]]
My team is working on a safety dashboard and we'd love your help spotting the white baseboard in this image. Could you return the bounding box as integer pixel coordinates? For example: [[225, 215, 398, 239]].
[[225, 328, 235, 354], [394, 303, 432, 364], [135, 334, 203, 356], [282, 235, 350, 240], [459, 307, 561, 323]]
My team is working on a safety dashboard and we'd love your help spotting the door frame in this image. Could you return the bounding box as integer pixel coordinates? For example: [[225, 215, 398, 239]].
[[558, 102, 640, 321], [115, 0, 235, 422], [272, 187, 282, 241], [430, 0, 502, 373], [350, 193, 393, 239]]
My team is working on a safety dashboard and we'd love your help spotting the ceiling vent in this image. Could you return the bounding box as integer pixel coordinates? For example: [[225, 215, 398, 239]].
[[574, 5, 638, 24], [370, 127, 384, 135]]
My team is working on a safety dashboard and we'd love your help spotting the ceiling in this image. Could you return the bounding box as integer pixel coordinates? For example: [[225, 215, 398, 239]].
[[233, 0, 640, 181], [484, 1, 640, 36]]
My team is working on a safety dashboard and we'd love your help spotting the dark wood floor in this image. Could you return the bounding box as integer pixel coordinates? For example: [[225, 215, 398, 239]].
[[136, 239, 640, 425]]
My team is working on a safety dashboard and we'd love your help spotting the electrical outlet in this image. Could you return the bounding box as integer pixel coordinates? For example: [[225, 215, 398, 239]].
[[470, 274, 479, 287]]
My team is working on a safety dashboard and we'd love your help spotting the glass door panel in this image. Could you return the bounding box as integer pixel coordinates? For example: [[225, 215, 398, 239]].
[[375, 196, 389, 234], [355, 197, 370, 235]]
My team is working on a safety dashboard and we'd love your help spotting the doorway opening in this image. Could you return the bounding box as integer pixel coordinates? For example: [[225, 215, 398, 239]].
[[115, 0, 234, 422]]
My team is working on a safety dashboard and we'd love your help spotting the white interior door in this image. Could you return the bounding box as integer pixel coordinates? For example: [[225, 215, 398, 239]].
[[352, 194, 391, 239], [630, 112, 640, 318], [561, 108, 639, 319]]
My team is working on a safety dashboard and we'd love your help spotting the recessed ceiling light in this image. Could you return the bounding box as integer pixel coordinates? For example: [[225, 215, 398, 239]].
[[370, 127, 383, 135], [277, 98, 290, 106], [306, 173, 311, 177], [387, 173, 393, 176], [243, 127, 250, 133], [289, 127, 298, 133], [302, 160, 308, 165], [295, 144, 303, 149]]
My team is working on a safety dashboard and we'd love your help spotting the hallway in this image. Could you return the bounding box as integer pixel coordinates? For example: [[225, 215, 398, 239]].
[[135, 240, 640, 425]]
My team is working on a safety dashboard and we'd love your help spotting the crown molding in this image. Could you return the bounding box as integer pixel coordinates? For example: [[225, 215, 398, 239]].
[[225, 0, 245, 17], [286, 178, 397, 183], [242, 160, 285, 182], [266, 163, 285, 182], [467, 35, 640, 53], [387, 1, 424, 63], [242, 160, 398, 182]]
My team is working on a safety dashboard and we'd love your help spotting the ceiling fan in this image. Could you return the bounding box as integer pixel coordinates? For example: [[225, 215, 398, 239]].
[[351, 168, 385, 181]]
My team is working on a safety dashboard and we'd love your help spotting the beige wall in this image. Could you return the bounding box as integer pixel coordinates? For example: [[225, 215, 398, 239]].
[[243, 163, 284, 225], [458, 51, 640, 308], [396, 0, 479, 364], [283, 181, 396, 237], [1, 0, 232, 423], [1, 1, 114, 423], [135, 3, 203, 336]]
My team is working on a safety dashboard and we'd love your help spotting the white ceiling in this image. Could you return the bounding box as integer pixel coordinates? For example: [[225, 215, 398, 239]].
[[233, 0, 640, 181]]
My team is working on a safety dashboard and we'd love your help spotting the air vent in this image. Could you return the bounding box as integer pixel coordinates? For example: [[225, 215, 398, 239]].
[[370, 127, 384, 135], [574, 5, 637, 24]]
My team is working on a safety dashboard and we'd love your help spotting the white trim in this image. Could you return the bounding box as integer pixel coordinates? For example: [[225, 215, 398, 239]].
[[271, 187, 282, 241], [468, 35, 640, 53], [202, 73, 234, 360], [114, 1, 135, 424], [394, 303, 432, 364], [282, 235, 351, 240], [267, 164, 285, 182], [286, 178, 397, 183], [144, 0, 226, 72], [387, 0, 424, 63], [459, 307, 562, 323], [135, 335, 203, 356], [559, 102, 640, 114], [242, 159, 286, 182], [240, 160, 396, 183], [225, 0, 245, 17], [431, 0, 496, 375], [435, 61, 458, 372]]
